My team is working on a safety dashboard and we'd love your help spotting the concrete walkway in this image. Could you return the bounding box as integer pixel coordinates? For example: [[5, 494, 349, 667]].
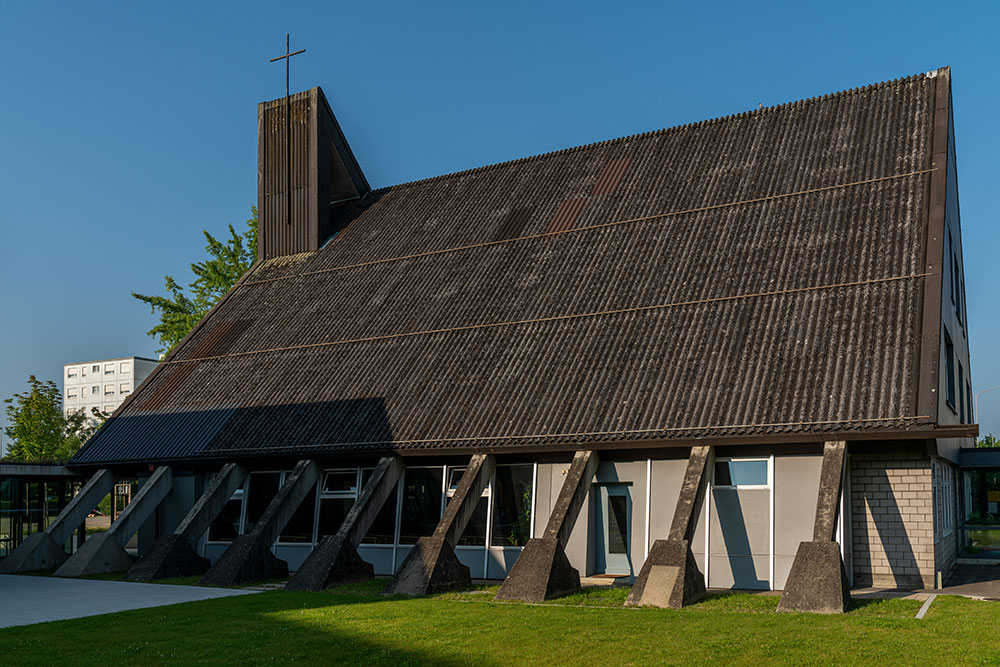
[[0, 575, 257, 629]]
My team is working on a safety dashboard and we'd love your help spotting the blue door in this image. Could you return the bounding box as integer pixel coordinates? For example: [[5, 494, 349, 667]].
[[595, 484, 632, 575]]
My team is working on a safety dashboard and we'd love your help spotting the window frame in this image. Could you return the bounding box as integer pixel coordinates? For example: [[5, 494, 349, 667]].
[[944, 328, 956, 411]]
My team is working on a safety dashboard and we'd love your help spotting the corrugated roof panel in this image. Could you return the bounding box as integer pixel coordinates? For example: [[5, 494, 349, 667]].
[[72, 70, 947, 465]]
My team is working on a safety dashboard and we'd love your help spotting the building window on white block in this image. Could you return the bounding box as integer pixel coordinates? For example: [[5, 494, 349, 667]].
[[103, 405, 114, 413], [67, 390, 77, 399], [67, 368, 77, 378], [104, 384, 114, 396], [120, 383, 131, 394], [81, 367, 88, 377], [92, 365, 100, 373], [92, 385, 99, 394], [104, 364, 114, 375]]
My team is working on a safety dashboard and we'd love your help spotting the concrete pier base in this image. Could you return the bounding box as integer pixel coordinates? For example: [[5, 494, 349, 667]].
[[494, 536, 578, 601], [287, 536, 373, 590], [54, 532, 136, 577], [384, 536, 470, 596], [496, 450, 599, 602], [124, 533, 210, 582], [0, 533, 68, 574], [777, 541, 851, 614], [625, 539, 705, 608], [200, 534, 290, 585]]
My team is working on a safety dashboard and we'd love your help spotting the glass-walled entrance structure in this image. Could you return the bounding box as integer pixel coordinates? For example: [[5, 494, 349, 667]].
[[0, 464, 82, 558], [958, 448, 1000, 557]]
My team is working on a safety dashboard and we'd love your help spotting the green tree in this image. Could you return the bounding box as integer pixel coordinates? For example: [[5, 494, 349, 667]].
[[133, 207, 257, 355], [978, 435, 998, 448], [2, 376, 105, 463]]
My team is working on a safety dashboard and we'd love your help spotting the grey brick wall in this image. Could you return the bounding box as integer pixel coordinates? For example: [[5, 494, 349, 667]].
[[850, 452, 935, 589]]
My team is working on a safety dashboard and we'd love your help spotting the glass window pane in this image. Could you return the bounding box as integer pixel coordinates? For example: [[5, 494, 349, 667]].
[[491, 465, 533, 547], [715, 460, 767, 486], [244, 472, 281, 534], [323, 471, 358, 494], [208, 498, 243, 541], [608, 495, 628, 554], [317, 497, 354, 538], [279, 488, 316, 543], [451, 496, 488, 547], [447, 468, 465, 491], [398, 468, 443, 545]]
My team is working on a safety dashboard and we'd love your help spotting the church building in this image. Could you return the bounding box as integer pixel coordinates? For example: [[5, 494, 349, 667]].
[[2, 67, 977, 612]]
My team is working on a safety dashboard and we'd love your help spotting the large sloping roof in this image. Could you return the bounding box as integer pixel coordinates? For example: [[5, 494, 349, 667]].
[[74, 69, 949, 465]]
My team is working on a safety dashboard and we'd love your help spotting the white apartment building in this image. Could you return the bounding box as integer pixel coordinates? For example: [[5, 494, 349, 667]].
[[63, 357, 158, 419]]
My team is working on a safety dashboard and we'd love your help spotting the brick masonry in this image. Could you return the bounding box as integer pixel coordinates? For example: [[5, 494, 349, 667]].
[[850, 451, 937, 589]]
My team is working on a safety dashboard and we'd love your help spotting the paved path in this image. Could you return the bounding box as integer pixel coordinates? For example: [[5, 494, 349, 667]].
[[0, 575, 257, 629], [940, 563, 1000, 599]]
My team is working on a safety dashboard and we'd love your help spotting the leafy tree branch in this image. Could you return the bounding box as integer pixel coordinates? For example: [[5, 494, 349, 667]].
[[133, 207, 257, 355]]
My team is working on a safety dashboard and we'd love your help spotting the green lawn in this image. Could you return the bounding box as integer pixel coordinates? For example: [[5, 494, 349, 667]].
[[1, 580, 999, 665]]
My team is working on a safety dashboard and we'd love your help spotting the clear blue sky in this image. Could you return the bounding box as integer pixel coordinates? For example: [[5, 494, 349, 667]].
[[1, 1, 998, 450]]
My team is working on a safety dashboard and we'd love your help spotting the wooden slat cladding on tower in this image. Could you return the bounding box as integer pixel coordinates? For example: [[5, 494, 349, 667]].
[[591, 157, 631, 196], [257, 87, 369, 261]]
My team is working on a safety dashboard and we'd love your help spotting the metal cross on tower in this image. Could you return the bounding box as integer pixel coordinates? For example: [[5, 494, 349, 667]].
[[270, 34, 306, 226]]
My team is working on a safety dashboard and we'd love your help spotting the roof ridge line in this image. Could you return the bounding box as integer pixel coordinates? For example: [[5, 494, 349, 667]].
[[372, 69, 938, 193]]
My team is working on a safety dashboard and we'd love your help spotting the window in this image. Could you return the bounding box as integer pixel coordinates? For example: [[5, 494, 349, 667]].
[[944, 329, 956, 410], [935, 462, 955, 539], [102, 405, 114, 413], [104, 364, 114, 375], [313, 469, 360, 542], [398, 467, 444, 544], [119, 362, 130, 373], [958, 363, 966, 423], [92, 365, 99, 373], [81, 387, 87, 396], [492, 465, 533, 547], [81, 367, 87, 377], [954, 255, 963, 324], [949, 233, 958, 306], [66, 368, 77, 378], [208, 486, 245, 542], [92, 385, 99, 395], [119, 383, 131, 394], [243, 472, 281, 534], [104, 384, 114, 396], [66, 390, 77, 399], [968, 381, 974, 423], [714, 459, 769, 487]]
